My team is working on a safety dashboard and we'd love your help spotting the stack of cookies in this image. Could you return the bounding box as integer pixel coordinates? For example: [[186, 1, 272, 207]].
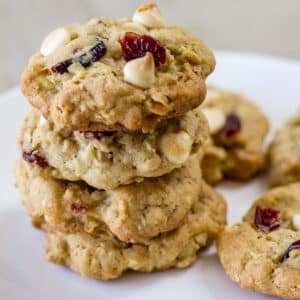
[[15, 3, 227, 280]]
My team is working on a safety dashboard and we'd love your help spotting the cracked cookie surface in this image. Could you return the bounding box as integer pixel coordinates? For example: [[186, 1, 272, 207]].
[[45, 182, 226, 280], [19, 109, 208, 190], [218, 183, 300, 300], [200, 87, 269, 185], [269, 110, 300, 187], [15, 153, 202, 243], [21, 17, 215, 132]]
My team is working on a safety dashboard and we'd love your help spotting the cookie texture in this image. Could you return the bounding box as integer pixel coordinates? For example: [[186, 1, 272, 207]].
[[269, 110, 300, 187], [200, 87, 269, 184], [19, 108, 208, 190], [15, 152, 203, 243], [218, 183, 300, 300], [21, 17, 215, 132], [201, 137, 226, 185], [45, 182, 226, 280]]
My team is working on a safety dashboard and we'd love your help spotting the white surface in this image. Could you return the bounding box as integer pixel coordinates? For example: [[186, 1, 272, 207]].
[[0, 52, 300, 300]]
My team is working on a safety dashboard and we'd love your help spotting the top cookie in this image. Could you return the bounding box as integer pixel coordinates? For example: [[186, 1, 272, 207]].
[[268, 109, 300, 187], [21, 3, 215, 132], [200, 87, 269, 184]]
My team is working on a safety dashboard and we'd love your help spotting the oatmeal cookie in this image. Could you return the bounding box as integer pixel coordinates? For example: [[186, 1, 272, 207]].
[[21, 6, 215, 132], [19, 108, 208, 190], [15, 153, 202, 243], [200, 87, 269, 184], [218, 183, 300, 299], [45, 182, 226, 280]]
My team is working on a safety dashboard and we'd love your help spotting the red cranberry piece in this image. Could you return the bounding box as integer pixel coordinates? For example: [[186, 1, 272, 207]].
[[51, 58, 73, 74], [22, 151, 49, 168], [71, 203, 87, 214], [220, 113, 242, 138], [254, 206, 280, 233], [281, 240, 300, 262], [75, 41, 107, 67], [119, 32, 166, 67], [51, 40, 107, 74]]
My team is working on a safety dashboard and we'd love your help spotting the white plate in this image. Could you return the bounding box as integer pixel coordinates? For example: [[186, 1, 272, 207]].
[[1, 51, 299, 300]]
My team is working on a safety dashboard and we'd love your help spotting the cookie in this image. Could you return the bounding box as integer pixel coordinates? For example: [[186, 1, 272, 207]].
[[269, 110, 300, 187], [19, 108, 208, 190], [45, 182, 226, 280], [218, 183, 300, 299], [200, 87, 269, 184], [15, 151, 203, 243], [21, 4, 215, 132]]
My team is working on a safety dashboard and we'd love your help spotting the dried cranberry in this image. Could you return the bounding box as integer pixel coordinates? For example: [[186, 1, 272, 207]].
[[51, 59, 73, 74], [22, 151, 49, 168], [220, 113, 242, 138], [254, 206, 280, 233], [71, 203, 87, 214], [281, 240, 300, 262], [75, 41, 107, 67], [119, 32, 166, 67], [51, 40, 107, 74]]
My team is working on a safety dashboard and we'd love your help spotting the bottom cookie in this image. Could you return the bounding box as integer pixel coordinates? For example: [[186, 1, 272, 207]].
[[218, 183, 300, 300], [45, 183, 226, 280]]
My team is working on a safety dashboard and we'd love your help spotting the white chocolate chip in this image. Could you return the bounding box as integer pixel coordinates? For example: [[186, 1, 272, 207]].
[[40, 27, 70, 56], [123, 52, 155, 88], [202, 107, 226, 134], [39, 115, 49, 127], [160, 131, 192, 164], [133, 3, 165, 28], [293, 214, 300, 229]]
